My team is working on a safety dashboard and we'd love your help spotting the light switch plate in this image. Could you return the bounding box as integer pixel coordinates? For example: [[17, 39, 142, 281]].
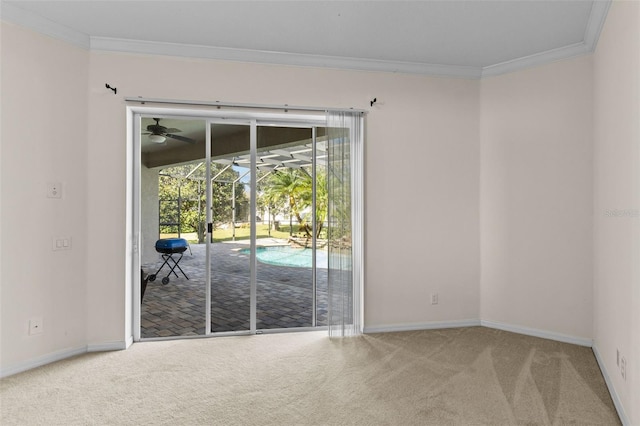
[[52, 237, 72, 251]]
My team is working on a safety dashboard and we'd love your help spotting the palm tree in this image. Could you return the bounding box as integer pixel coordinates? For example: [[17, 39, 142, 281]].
[[263, 169, 311, 236], [262, 168, 328, 239], [297, 170, 327, 239]]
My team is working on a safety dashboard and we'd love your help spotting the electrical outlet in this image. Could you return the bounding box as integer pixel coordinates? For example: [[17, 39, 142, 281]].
[[431, 293, 439, 305], [47, 182, 62, 199], [29, 317, 44, 335], [621, 357, 626, 380]]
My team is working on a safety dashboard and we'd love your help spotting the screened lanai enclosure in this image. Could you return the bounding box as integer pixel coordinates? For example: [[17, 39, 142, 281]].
[[138, 115, 338, 338]]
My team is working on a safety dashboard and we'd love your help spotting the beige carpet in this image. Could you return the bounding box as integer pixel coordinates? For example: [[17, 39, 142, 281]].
[[0, 327, 620, 425]]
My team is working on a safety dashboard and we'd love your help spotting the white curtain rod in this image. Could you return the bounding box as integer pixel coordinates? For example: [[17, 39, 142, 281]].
[[124, 97, 367, 114]]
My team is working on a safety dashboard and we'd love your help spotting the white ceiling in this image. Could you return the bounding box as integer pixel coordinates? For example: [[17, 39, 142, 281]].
[[1, 0, 611, 78]]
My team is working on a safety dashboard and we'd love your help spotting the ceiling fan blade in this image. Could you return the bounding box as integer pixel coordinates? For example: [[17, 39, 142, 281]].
[[164, 128, 182, 133], [166, 133, 196, 144]]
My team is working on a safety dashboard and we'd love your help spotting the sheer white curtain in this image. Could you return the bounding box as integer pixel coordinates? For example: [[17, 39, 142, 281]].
[[326, 111, 364, 337]]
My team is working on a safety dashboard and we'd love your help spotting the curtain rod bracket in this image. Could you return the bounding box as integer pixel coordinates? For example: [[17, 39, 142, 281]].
[[105, 84, 117, 95]]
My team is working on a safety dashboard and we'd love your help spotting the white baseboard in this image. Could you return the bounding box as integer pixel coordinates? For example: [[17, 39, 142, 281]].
[[0, 345, 87, 379], [1, 340, 129, 378], [592, 344, 630, 426], [87, 341, 128, 352], [364, 319, 481, 334], [364, 318, 593, 348], [480, 319, 593, 347]]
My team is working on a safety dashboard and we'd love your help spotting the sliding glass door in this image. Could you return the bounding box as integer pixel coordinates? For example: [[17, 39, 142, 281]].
[[208, 122, 253, 333], [135, 109, 360, 340], [139, 117, 208, 338], [255, 126, 317, 329]]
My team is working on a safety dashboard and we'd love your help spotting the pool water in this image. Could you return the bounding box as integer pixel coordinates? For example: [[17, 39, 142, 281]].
[[240, 246, 330, 268]]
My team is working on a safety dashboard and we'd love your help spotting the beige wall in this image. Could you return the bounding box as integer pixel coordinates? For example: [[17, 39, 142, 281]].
[[593, 1, 640, 424], [479, 55, 594, 340], [1, 23, 89, 368], [85, 51, 482, 342]]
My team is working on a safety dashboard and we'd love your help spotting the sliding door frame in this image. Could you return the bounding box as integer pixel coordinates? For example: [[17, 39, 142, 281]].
[[128, 105, 353, 342]]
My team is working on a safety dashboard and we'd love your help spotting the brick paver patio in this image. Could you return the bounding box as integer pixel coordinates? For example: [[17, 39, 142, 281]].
[[141, 241, 328, 338]]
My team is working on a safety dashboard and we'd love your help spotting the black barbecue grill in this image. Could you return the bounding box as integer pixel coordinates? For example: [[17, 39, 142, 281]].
[[148, 238, 190, 285]]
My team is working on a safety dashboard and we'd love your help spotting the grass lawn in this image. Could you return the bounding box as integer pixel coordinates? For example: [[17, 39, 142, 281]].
[[161, 224, 309, 243]]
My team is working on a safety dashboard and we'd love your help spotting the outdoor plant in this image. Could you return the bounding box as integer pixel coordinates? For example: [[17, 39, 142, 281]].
[[158, 163, 246, 243]]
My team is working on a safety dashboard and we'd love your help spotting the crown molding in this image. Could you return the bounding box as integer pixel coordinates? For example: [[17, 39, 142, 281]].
[[583, 0, 612, 50], [90, 36, 483, 79], [2, 0, 611, 80], [0, 1, 89, 49], [481, 41, 591, 78], [481, 0, 610, 78]]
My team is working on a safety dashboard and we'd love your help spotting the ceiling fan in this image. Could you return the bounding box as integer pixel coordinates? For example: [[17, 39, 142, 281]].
[[143, 118, 196, 144]]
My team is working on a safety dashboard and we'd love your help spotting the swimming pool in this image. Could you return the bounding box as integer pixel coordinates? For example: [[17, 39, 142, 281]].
[[240, 246, 331, 268]]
